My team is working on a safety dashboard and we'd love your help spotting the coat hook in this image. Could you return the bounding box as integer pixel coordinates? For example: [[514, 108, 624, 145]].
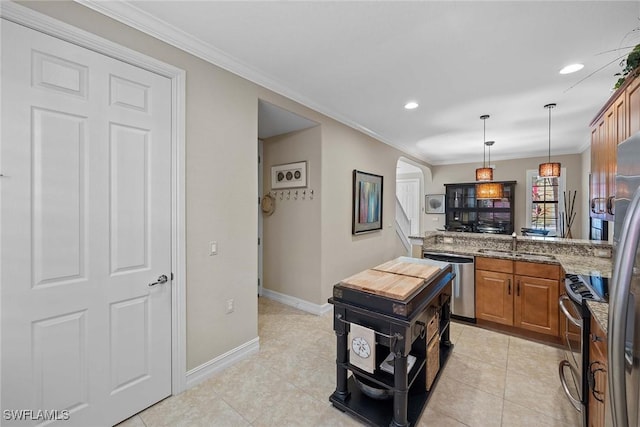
[[286, 190, 290, 200], [302, 190, 306, 200], [294, 190, 298, 200], [310, 189, 314, 200], [279, 191, 283, 200]]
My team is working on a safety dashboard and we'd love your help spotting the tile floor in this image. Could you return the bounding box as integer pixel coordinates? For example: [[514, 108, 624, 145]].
[[117, 297, 581, 427]]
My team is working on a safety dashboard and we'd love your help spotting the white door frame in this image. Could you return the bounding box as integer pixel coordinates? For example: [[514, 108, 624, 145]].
[[0, 2, 188, 395]]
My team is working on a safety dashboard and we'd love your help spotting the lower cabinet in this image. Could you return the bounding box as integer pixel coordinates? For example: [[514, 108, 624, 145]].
[[588, 317, 608, 427], [476, 257, 560, 336]]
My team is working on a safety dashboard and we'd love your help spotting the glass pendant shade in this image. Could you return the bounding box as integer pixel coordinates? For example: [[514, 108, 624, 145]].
[[476, 182, 504, 199], [539, 103, 561, 177], [539, 162, 561, 177], [475, 167, 493, 181]]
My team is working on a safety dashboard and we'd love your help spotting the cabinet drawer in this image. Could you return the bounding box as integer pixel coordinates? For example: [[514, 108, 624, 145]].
[[476, 257, 513, 273], [515, 261, 559, 280]]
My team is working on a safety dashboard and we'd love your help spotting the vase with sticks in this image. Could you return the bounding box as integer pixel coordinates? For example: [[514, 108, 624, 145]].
[[561, 190, 577, 238]]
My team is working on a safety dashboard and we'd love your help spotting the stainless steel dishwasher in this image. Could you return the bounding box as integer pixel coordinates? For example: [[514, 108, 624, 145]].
[[423, 252, 475, 322]]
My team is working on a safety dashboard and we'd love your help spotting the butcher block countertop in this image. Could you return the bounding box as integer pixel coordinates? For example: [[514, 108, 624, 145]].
[[339, 256, 446, 300]]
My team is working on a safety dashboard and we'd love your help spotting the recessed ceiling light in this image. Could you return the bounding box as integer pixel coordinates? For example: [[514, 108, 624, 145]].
[[404, 101, 419, 110], [559, 63, 584, 74]]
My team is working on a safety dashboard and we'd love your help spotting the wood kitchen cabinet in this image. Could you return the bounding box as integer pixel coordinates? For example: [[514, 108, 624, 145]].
[[588, 317, 608, 427], [476, 257, 560, 337], [590, 69, 640, 220]]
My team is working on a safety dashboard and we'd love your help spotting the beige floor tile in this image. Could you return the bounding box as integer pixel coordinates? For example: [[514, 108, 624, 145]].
[[453, 325, 510, 368], [440, 352, 506, 398], [501, 400, 576, 427], [129, 297, 585, 427], [449, 321, 467, 344], [429, 375, 504, 427], [504, 369, 581, 425], [205, 358, 292, 423], [313, 404, 367, 426], [417, 406, 469, 426], [250, 385, 331, 427]]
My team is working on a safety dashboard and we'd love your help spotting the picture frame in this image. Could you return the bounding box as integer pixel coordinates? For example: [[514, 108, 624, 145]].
[[271, 161, 307, 189], [352, 170, 383, 234], [425, 194, 445, 214]]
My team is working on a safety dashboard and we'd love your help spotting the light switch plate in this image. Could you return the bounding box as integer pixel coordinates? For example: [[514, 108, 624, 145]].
[[209, 241, 218, 255]]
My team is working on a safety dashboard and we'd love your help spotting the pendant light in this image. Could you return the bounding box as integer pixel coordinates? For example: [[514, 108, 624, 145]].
[[475, 115, 493, 181], [476, 141, 504, 199], [539, 103, 561, 177]]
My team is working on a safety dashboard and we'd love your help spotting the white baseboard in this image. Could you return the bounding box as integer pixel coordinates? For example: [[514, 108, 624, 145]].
[[261, 288, 332, 316], [185, 337, 259, 389]]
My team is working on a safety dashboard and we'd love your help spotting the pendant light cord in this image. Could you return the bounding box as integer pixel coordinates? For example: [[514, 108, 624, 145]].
[[544, 103, 556, 163], [481, 114, 489, 167], [548, 105, 552, 163], [483, 119, 486, 167]]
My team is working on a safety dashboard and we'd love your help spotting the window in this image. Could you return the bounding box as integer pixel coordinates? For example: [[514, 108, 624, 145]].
[[525, 169, 566, 235]]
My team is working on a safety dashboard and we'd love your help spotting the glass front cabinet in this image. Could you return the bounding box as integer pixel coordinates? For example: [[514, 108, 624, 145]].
[[444, 181, 516, 234]]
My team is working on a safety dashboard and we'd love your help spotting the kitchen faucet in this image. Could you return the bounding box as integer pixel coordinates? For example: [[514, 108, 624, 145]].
[[511, 232, 517, 252]]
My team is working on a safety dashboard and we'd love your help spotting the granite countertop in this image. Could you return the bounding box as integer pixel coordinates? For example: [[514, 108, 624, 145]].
[[587, 300, 609, 334], [421, 243, 613, 276], [416, 234, 613, 331]]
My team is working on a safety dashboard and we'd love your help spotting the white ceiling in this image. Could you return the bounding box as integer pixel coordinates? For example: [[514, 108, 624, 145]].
[[83, 1, 640, 165]]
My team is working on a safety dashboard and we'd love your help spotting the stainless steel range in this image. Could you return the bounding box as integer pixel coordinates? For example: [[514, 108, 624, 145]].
[[558, 273, 608, 426]]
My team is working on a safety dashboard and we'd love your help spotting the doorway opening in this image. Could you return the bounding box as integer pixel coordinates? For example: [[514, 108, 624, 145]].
[[396, 159, 424, 239]]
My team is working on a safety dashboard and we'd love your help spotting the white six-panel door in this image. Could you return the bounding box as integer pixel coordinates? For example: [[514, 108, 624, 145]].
[[1, 20, 172, 426]]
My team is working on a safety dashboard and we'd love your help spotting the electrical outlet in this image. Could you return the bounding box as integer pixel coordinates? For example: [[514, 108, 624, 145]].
[[226, 299, 234, 314], [443, 237, 454, 244]]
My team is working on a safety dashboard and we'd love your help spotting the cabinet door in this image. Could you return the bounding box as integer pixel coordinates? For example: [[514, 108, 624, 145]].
[[590, 126, 600, 218], [604, 105, 617, 219], [627, 74, 640, 137], [476, 270, 513, 326], [513, 275, 559, 336], [588, 318, 608, 427]]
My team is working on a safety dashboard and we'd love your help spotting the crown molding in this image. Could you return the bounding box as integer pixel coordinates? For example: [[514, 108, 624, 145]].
[[76, 0, 429, 163]]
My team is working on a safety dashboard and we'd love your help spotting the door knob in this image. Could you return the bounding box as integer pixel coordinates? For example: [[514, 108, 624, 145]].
[[148, 274, 168, 287]]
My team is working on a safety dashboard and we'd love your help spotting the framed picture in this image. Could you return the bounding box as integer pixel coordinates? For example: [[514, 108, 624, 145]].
[[425, 194, 445, 214], [271, 161, 307, 189], [352, 170, 383, 234]]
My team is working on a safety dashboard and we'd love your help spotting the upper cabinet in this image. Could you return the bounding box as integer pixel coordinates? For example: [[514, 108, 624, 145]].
[[590, 70, 639, 220]]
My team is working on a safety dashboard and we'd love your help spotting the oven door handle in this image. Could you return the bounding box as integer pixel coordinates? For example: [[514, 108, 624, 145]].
[[559, 360, 583, 412], [559, 295, 581, 328]]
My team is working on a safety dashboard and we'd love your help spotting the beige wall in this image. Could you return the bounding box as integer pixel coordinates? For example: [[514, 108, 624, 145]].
[[20, 1, 428, 371], [262, 126, 322, 303], [424, 153, 585, 238], [320, 124, 414, 303]]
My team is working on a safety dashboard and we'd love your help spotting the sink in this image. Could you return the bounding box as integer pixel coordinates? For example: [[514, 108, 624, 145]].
[[477, 249, 515, 257], [477, 249, 556, 261], [515, 253, 556, 261]]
